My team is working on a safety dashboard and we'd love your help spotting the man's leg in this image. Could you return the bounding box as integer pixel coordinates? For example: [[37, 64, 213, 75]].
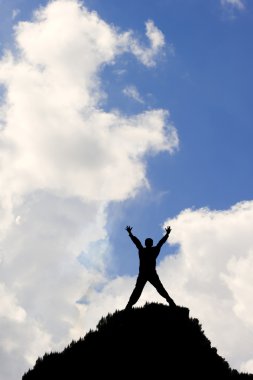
[[125, 274, 147, 309], [148, 271, 176, 307]]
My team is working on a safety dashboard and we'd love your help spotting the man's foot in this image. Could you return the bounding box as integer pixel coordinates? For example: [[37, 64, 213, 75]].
[[167, 298, 177, 308]]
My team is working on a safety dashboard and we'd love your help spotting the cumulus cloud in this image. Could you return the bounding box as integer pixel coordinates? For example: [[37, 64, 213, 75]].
[[160, 201, 253, 373], [0, 0, 175, 221], [221, 0, 245, 11], [0, 0, 178, 378], [123, 85, 144, 103]]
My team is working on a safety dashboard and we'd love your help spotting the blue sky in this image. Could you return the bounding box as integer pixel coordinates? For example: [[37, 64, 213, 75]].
[[1, 1, 253, 379], [96, 0, 253, 275]]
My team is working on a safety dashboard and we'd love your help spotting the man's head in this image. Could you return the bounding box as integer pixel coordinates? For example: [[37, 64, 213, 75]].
[[145, 238, 153, 248]]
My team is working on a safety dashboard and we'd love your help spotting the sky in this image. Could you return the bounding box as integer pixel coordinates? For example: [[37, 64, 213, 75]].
[[0, 0, 253, 378]]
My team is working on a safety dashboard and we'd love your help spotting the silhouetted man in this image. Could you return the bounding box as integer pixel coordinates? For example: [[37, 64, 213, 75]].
[[125, 225, 176, 309]]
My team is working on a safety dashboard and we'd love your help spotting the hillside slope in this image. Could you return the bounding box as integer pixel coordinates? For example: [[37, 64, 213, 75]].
[[23, 303, 253, 379]]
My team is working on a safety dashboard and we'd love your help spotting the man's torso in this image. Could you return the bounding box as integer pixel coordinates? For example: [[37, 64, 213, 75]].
[[138, 246, 160, 273]]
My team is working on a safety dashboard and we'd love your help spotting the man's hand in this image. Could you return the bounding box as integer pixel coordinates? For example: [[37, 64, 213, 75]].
[[126, 226, 133, 233], [165, 226, 172, 235]]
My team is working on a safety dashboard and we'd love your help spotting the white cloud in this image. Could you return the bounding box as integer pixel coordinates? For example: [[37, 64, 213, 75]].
[[123, 85, 144, 104], [221, 0, 245, 11], [161, 201, 253, 373], [0, 1, 178, 379], [0, 283, 26, 322], [128, 19, 166, 67]]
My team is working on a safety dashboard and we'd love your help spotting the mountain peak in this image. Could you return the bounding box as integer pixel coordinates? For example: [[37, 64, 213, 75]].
[[23, 303, 253, 379]]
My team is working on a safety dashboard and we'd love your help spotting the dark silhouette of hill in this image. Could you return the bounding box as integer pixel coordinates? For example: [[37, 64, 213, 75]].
[[22, 303, 253, 379]]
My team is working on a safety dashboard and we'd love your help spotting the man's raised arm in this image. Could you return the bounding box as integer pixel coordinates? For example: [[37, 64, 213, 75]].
[[125, 226, 143, 250], [157, 226, 171, 249]]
